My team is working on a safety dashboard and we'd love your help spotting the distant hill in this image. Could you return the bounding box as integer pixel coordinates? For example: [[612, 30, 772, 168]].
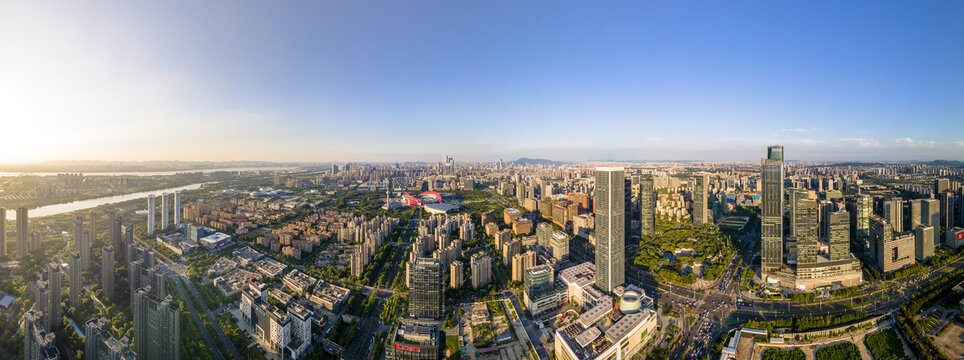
[[925, 160, 964, 167], [513, 158, 563, 165]]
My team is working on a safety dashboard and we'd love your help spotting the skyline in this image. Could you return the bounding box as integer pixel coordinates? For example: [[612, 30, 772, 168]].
[[2, 1, 963, 163]]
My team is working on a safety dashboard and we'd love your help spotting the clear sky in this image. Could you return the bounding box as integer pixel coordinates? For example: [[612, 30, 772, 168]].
[[2, 1, 963, 163]]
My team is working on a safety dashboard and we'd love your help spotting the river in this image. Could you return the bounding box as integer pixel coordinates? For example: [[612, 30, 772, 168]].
[[0, 166, 296, 177], [4, 182, 217, 220]]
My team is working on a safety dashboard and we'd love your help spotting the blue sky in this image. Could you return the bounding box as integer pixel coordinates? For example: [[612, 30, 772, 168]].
[[1, 1, 962, 162]]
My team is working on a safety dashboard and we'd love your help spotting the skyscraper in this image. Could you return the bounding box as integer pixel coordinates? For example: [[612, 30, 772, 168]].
[[910, 199, 922, 229], [17, 207, 28, 259], [46, 263, 62, 329], [161, 192, 169, 229], [639, 176, 655, 237], [102, 246, 114, 301], [915, 225, 935, 261], [761, 146, 785, 273], [939, 191, 954, 236], [934, 178, 950, 196], [110, 213, 123, 263], [85, 317, 136, 360], [884, 199, 903, 233], [33, 280, 52, 330], [85, 210, 96, 271], [147, 195, 156, 235], [854, 194, 872, 252], [595, 167, 625, 293], [23, 310, 59, 360], [173, 191, 182, 225], [409, 258, 443, 319], [921, 198, 941, 248], [828, 211, 850, 261], [692, 174, 709, 226], [794, 199, 818, 265], [132, 287, 180, 360], [69, 251, 82, 307]]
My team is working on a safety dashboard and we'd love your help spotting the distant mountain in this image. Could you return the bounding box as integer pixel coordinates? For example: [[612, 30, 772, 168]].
[[925, 160, 964, 167], [512, 158, 563, 165]]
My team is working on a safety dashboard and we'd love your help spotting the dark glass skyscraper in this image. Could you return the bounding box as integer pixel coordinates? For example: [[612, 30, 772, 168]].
[[639, 177, 655, 237], [408, 258, 443, 319], [693, 174, 709, 226], [829, 210, 851, 261], [761, 146, 785, 273], [595, 167, 625, 293], [794, 199, 818, 265]]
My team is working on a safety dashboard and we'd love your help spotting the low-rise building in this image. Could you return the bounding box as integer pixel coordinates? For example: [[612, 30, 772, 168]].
[[384, 320, 443, 360], [282, 270, 317, 295], [308, 282, 351, 311]]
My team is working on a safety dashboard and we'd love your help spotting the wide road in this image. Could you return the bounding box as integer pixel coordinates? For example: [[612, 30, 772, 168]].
[[180, 274, 243, 360], [172, 275, 227, 360], [342, 298, 385, 360]]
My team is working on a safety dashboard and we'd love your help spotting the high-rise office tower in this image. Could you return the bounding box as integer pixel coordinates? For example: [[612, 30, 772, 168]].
[[85, 317, 136, 360], [160, 192, 169, 229], [0, 207, 6, 257], [817, 200, 834, 239], [69, 251, 82, 307], [788, 189, 807, 238], [594, 167, 625, 293], [854, 194, 872, 252], [110, 213, 123, 263], [17, 207, 28, 259], [147, 195, 156, 235], [409, 258, 443, 319], [884, 199, 903, 233], [173, 191, 182, 225], [132, 287, 180, 360], [639, 176, 655, 237], [828, 211, 850, 261], [624, 177, 634, 234], [915, 225, 935, 261], [958, 192, 964, 228], [102, 246, 114, 300], [921, 199, 941, 248], [794, 199, 818, 265], [46, 263, 62, 328], [761, 146, 785, 273], [934, 178, 950, 196], [23, 310, 59, 360], [939, 191, 954, 235], [692, 174, 709, 226], [910, 199, 922, 229]]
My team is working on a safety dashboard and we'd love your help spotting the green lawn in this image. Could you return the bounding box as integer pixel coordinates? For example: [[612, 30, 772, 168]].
[[446, 335, 462, 360], [762, 348, 806, 360], [815, 342, 861, 360], [864, 329, 906, 360]]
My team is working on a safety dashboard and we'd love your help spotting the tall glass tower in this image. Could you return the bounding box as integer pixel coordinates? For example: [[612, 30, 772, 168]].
[[409, 258, 444, 319], [595, 167, 625, 293], [761, 145, 785, 273], [639, 177, 655, 237]]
